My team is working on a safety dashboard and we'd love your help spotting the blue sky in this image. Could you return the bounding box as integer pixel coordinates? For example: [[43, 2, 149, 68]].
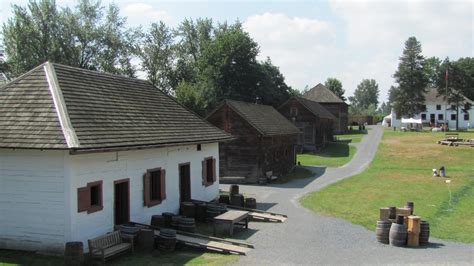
[[1, 0, 472, 103]]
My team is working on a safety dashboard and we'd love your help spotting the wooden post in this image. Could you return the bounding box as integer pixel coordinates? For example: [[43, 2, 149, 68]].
[[379, 208, 390, 221], [407, 215, 421, 247]]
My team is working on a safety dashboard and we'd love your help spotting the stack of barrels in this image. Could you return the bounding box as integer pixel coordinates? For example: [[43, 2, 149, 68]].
[[195, 202, 207, 223], [156, 228, 177, 252], [64, 242, 84, 266], [206, 203, 227, 222], [376, 201, 430, 247], [180, 202, 196, 218], [220, 185, 257, 209], [178, 217, 196, 233]]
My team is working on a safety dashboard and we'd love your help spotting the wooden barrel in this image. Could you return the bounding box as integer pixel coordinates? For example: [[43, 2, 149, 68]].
[[230, 194, 244, 207], [64, 241, 84, 266], [162, 212, 174, 228], [206, 203, 227, 222], [375, 220, 391, 244], [195, 203, 207, 223], [396, 215, 405, 225], [151, 215, 165, 228], [389, 206, 397, 219], [245, 198, 257, 209], [137, 229, 154, 251], [171, 215, 183, 229], [157, 228, 176, 252], [419, 221, 430, 245], [178, 217, 196, 233], [389, 223, 407, 247], [405, 201, 414, 215], [219, 194, 230, 204], [230, 184, 239, 195], [119, 224, 139, 238], [180, 202, 196, 218]]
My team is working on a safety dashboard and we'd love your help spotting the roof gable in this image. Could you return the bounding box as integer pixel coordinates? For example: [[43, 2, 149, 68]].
[[211, 100, 300, 136], [284, 97, 336, 119], [0, 62, 231, 150], [424, 88, 473, 104], [303, 83, 346, 104]]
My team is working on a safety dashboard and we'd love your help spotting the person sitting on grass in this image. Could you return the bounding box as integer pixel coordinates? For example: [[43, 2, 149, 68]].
[[432, 168, 439, 177], [439, 166, 446, 177]]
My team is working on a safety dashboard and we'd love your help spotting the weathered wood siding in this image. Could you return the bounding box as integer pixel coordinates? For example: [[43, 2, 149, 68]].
[[67, 143, 219, 251], [320, 103, 348, 133], [260, 135, 296, 177], [0, 149, 66, 253]]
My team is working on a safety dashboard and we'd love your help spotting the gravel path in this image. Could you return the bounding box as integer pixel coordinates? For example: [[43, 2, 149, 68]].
[[222, 126, 474, 265]]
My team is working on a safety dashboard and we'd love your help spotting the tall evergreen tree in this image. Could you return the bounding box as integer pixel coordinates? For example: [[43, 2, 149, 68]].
[[392, 36, 428, 118], [324, 77, 346, 101], [349, 79, 379, 110]]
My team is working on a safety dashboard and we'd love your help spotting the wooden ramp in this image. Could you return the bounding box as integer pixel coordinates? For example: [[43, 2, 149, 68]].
[[226, 205, 288, 223], [129, 222, 254, 255]]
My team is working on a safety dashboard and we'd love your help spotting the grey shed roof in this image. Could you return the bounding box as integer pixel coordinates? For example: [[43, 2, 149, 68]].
[[424, 88, 473, 104], [209, 100, 300, 137], [290, 97, 336, 119], [0, 62, 231, 151], [303, 83, 346, 104]]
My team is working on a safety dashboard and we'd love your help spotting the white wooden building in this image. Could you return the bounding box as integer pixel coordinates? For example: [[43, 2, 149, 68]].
[[391, 88, 474, 129], [0, 62, 231, 253]]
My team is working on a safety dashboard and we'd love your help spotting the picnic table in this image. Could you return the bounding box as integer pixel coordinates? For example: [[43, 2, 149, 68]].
[[213, 210, 249, 237]]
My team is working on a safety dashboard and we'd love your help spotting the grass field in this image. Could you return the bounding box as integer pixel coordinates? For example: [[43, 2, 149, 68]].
[[301, 129, 474, 243], [0, 247, 238, 266], [296, 130, 366, 167]]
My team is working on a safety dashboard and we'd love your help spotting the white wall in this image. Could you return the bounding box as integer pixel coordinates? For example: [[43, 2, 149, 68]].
[[391, 105, 473, 129], [0, 149, 67, 253], [66, 143, 220, 249]]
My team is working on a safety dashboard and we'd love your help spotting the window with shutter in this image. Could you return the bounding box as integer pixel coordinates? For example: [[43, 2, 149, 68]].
[[77, 180, 103, 214], [202, 157, 216, 186], [144, 168, 165, 207]]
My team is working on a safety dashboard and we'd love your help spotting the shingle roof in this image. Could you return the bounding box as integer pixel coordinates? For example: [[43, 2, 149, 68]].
[[291, 97, 336, 119], [210, 100, 300, 136], [424, 88, 473, 104], [303, 83, 346, 104], [0, 62, 231, 150]]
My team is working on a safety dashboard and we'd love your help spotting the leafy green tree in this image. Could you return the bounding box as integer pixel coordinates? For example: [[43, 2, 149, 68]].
[[175, 81, 209, 116], [378, 102, 391, 115], [324, 78, 346, 101], [136, 21, 174, 93], [425, 56, 441, 88], [392, 36, 428, 118], [349, 79, 379, 110], [453, 57, 474, 100], [255, 57, 292, 107], [2, 0, 135, 78]]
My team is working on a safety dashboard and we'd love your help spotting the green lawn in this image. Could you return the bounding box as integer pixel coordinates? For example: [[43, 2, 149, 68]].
[[297, 142, 356, 167], [0, 247, 238, 266], [335, 130, 368, 143], [301, 129, 474, 243]]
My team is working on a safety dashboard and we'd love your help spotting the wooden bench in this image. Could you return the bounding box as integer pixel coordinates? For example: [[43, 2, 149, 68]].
[[213, 210, 249, 237], [445, 133, 459, 141], [88, 231, 134, 263]]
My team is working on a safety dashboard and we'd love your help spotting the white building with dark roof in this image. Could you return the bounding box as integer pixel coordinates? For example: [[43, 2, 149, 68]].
[[0, 62, 231, 252], [391, 88, 474, 129]]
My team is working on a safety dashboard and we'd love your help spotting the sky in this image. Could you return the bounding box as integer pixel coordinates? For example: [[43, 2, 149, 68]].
[[1, 0, 472, 104]]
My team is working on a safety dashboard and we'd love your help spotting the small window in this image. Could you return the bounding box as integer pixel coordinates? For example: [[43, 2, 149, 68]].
[[421, 114, 426, 120], [202, 157, 216, 186], [290, 107, 298, 117], [197, 144, 202, 151], [144, 168, 166, 207], [436, 105, 441, 110], [438, 114, 443, 120], [451, 114, 456, 120], [77, 181, 103, 214], [464, 113, 469, 121]]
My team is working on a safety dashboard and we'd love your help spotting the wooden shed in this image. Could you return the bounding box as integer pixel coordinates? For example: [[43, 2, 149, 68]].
[[206, 100, 300, 183], [303, 83, 349, 133], [279, 97, 335, 152]]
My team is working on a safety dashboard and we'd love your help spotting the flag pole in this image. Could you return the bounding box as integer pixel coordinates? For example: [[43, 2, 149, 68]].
[[445, 68, 448, 131]]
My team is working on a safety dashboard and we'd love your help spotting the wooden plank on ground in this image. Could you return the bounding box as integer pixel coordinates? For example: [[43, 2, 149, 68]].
[[249, 212, 287, 223], [175, 234, 252, 255]]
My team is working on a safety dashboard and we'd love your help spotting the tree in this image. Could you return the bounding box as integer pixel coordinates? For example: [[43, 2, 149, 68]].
[[136, 21, 175, 93], [378, 102, 391, 115], [2, 0, 136, 78], [435, 57, 472, 130], [349, 79, 379, 110], [392, 36, 428, 118], [453, 57, 474, 100], [425, 56, 441, 88], [324, 78, 346, 101], [254, 57, 292, 107]]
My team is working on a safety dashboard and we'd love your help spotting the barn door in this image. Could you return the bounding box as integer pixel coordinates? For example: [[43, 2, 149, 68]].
[[114, 179, 130, 225], [179, 163, 191, 202]]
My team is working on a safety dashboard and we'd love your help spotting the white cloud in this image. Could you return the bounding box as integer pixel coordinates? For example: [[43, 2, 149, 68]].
[[122, 3, 172, 26]]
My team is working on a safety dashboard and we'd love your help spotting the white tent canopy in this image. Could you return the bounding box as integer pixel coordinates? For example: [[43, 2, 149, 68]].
[[401, 118, 422, 124], [382, 114, 391, 126]]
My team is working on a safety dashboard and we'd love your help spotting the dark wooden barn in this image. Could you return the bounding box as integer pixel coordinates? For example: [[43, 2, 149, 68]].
[[206, 100, 300, 183], [303, 83, 349, 133], [279, 97, 335, 152]]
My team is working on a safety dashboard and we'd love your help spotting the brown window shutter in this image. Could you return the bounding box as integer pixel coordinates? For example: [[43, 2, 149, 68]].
[[77, 186, 90, 212], [143, 172, 151, 207], [212, 158, 217, 183], [160, 169, 166, 200], [202, 159, 207, 185]]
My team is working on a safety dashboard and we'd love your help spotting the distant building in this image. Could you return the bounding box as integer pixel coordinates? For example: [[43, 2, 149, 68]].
[[279, 96, 335, 152], [206, 100, 300, 183], [303, 83, 348, 133], [0, 62, 231, 253], [391, 88, 474, 129]]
